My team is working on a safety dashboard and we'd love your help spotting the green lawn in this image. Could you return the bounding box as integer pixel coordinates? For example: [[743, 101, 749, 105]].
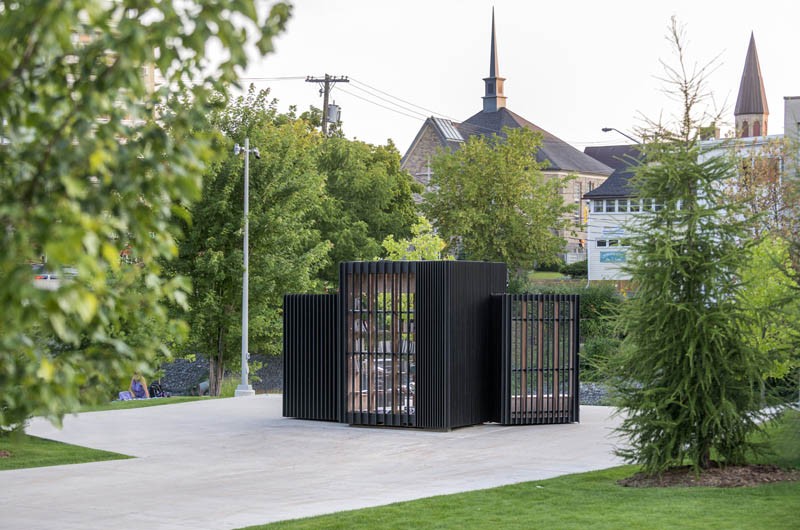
[[528, 271, 565, 280], [242, 410, 800, 530], [0, 396, 208, 470], [0, 433, 130, 471], [76, 395, 208, 413]]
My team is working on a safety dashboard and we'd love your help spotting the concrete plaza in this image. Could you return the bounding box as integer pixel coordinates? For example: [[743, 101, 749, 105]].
[[2, 396, 624, 530]]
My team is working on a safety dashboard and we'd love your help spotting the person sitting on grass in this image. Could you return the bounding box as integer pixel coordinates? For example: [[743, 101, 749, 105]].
[[129, 372, 150, 399]]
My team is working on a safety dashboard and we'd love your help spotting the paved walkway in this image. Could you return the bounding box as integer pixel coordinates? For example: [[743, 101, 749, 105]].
[[2, 396, 624, 530]]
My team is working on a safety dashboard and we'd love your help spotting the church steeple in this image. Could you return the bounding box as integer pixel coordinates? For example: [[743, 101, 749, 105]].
[[735, 32, 769, 137], [482, 8, 507, 113]]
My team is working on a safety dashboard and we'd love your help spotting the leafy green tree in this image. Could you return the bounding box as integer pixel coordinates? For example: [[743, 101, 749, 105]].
[[0, 1, 290, 428], [613, 18, 762, 473], [173, 88, 330, 395], [738, 236, 800, 385], [382, 216, 452, 260], [423, 127, 573, 277], [316, 137, 421, 284]]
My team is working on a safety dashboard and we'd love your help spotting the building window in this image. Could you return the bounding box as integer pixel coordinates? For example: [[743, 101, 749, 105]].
[[597, 240, 607, 248], [605, 200, 616, 213], [753, 121, 761, 136], [593, 200, 603, 213], [741, 121, 749, 137], [629, 199, 640, 213], [618, 199, 628, 213], [642, 199, 653, 212], [487, 82, 494, 94], [608, 240, 619, 247]]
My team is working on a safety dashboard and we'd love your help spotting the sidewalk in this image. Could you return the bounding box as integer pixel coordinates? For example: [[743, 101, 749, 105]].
[[1, 396, 624, 530]]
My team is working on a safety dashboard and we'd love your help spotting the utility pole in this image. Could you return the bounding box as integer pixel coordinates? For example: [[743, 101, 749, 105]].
[[306, 74, 349, 136]]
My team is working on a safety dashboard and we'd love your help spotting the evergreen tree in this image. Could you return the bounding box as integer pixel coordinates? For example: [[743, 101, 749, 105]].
[[613, 18, 763, 473]]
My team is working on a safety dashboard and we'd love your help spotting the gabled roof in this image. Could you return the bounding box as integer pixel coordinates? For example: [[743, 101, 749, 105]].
[[583, 145, 643, 198], [456, 107, 613, 175], [432, 117, 464, 142], [735, 32, 769, 116], [400, 117, 465, 168]]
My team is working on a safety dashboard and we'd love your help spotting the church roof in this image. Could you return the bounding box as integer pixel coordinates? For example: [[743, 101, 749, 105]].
[[734, 32, 769, 116], [583, 145, 642, 198], [457, 108, 613, 175]]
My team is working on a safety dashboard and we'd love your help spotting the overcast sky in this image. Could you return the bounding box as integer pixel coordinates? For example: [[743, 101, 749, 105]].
[[239, 0, 799, 153]]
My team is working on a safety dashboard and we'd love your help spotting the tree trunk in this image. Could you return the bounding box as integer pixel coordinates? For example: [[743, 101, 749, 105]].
[[700, 447, 712, 470], [209, 326, 226, 396]]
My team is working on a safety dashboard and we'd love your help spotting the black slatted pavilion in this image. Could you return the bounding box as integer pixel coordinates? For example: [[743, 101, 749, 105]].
[[283, 261, 580, 430], [496, 293, 580, 425], [340, 261, 506, 430]]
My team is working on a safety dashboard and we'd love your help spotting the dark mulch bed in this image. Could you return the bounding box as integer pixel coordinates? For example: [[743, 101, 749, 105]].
[[619, 464, 800, 488]]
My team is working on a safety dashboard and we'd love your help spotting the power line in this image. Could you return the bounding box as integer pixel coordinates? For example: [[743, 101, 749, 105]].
[[237, 75, 632, 149], [350, 77, 456, 119], [346, 83, 432, 120], [239, 76, 306, 81], [336, 87, 425, 121]]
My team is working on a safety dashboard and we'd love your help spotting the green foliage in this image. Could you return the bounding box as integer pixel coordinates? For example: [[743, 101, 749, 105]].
[[738, 236, 800, 382], [748, 409, 800, 469], [219, 376, 241, 398], [172, 88, 330, 395], [424, 127, 573, 276], [0, 1, 290, 429], [382, 216, 452, 260], [316, 137, 421, 284], [560, 259, 588, 278]]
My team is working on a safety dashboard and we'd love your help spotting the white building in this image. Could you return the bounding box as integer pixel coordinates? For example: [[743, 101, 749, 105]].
[[583, 32, 798, 283]]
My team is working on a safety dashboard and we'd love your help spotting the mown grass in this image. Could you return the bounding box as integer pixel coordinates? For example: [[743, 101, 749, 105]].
[[243, 409, 800, 530], [76, 395, 208, 413], [0, 433, 130, 471], [0, 396, 209, 470], [528, 271, 566, 280]]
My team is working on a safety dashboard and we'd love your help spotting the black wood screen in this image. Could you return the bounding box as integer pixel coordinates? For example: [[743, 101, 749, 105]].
[[496, 294, 580, 425], [283, 294, 340, 421]]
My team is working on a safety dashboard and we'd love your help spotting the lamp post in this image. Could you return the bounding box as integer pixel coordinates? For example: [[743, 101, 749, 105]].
[[601, 127, 641, 144], [234, 137, 260, 397]]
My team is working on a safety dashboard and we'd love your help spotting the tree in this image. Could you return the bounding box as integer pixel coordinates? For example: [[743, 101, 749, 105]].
[[613, 18, 763, 473], [423, 127, 573, 277], [316, 137, 421, 284], [172, 88, 330, 395], [0, 1, 290, 429], [382, 216, 452, 260], [725, 137, 800, 242], [737, 236, 800, 396]]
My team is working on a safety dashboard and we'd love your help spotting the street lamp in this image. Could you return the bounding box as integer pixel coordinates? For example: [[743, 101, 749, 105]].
[[601, 127, 641, 144], [233, 137, 260, 398]]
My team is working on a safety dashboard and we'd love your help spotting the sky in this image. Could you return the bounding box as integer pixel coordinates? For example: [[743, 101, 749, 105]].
[[238, 0, 800, 154]]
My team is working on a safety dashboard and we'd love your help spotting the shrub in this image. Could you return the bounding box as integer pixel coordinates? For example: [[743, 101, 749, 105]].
[[560, 260, 588, 278]]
